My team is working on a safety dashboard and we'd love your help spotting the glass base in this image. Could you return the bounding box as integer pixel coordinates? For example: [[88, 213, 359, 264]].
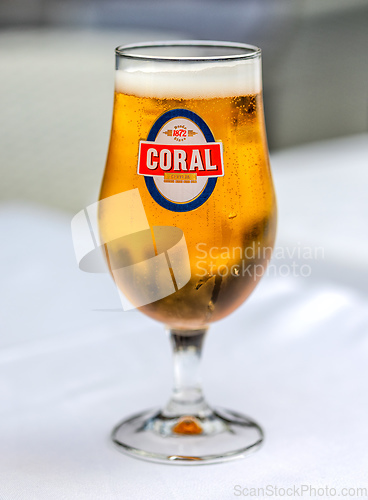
[[111, 406, 263, 465]]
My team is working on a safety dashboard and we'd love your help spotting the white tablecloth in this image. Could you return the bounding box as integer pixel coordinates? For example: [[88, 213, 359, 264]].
[[1, 134, 368, 499]]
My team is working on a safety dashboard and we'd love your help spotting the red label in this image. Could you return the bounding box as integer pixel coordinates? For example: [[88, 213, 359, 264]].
[[137, 141, 224, 178]]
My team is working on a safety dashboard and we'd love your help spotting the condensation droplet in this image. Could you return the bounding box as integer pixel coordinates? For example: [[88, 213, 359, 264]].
[[195, 275, 213, 290]]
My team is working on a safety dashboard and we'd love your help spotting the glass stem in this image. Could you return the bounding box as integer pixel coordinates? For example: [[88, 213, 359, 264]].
[[163, 327, 210, 417]]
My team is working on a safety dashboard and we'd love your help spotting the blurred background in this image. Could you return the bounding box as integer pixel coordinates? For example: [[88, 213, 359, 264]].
[[0, 0, 367, 212]]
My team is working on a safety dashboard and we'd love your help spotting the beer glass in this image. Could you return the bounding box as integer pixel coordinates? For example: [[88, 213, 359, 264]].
[[98, 41, 277, 464]]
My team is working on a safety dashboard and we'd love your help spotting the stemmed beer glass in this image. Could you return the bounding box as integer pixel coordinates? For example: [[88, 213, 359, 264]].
[[98, 41, 277, 464]]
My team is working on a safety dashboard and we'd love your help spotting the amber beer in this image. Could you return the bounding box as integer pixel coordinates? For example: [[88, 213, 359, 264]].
[[99, 58, 277, 329]]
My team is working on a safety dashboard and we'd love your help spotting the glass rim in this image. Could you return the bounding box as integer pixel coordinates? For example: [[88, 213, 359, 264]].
[[115, 40, 261, 62]]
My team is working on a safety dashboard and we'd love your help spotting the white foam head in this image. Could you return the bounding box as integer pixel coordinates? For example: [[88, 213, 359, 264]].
[[115, 59, 262, 99]]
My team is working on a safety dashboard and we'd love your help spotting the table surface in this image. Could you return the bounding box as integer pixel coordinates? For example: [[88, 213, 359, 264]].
[[1, 133, 368, 499]]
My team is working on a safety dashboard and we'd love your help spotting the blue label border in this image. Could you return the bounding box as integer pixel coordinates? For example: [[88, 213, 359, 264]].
[[144, 109, 217, 212]]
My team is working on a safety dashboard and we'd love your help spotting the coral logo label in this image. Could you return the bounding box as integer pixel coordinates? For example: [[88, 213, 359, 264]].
[[138, 143, 224, 178], [138, 109, 224, 212]]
